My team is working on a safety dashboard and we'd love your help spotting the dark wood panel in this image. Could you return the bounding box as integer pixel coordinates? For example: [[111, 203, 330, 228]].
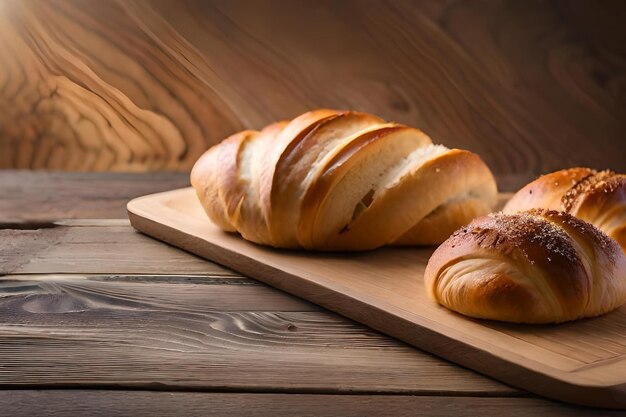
[[0, 275, 513, 394], [0, 0, 624, 180], [0, 171, 188, 222], [2, 391, 623, 417]]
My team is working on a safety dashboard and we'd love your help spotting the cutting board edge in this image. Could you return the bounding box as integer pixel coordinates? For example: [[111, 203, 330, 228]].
[[127, 189, 626, 409]]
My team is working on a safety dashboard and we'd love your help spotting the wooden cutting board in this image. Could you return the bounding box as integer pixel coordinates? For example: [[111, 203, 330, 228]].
[[128, 188, 626, 409]]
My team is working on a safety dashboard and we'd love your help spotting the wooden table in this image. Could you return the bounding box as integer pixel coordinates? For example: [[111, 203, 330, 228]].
[[1, 170, 623, 416]]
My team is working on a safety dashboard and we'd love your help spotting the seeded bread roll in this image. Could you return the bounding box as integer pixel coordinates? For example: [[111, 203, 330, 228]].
[[503, 168, 626, 253], [191, 109, 498, 250], [424, 209, 626, 324]]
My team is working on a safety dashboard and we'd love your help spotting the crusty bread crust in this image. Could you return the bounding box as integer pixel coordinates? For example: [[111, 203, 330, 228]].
[[425, 209, 626, 323], [504, 168, 626, 253], [191, 109, 498, 250]]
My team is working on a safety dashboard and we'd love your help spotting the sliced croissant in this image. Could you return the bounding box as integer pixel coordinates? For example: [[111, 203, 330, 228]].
[[191, 109, 497, 250], [425, 209, 626, 323], [503, 168, 626, 252]]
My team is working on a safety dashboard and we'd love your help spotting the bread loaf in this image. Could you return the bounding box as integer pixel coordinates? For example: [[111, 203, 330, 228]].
[[191, 109, 498, 250], [424, 209, 626, 323], [504, 168, 626, 252]]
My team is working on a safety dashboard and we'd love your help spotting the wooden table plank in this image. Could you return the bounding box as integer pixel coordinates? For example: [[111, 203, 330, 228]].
[[0, 171, 189, 223], [1, 274, 315, 312], [0, 274, 513, 395], [1, 391, 622, 417], [0, 224, 234, 276]]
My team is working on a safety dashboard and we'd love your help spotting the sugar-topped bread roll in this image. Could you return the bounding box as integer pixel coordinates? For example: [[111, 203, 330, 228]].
[[425, 209, 626, 323], [191, 109, 497, 250], [503, 168, 626, 252]]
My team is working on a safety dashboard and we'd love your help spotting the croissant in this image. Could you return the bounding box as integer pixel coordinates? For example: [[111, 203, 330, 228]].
[[503, 168, 626, 252], [191, 109, 498, 250], [424, 209, 626, 323]]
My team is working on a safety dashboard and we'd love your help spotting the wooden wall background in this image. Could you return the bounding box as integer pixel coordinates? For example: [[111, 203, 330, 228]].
[[0, 0, 624, 183]]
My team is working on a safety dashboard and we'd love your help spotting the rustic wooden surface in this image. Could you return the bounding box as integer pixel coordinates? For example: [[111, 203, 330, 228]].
[[2, 391, 625, 417], [127, 187, 626, 408], [0, 171, 189, 223], [0, 171, 621, 415], [1, 0, 625, 183]]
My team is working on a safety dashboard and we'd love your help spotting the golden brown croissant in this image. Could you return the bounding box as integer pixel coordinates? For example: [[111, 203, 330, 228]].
[[425, 209, 626, 323], [503, 168, 626, 252], [191, 109, 498, 250]]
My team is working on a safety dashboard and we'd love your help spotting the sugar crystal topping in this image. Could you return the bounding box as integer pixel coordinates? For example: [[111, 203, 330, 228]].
[[454, 210, 581, 264], [561, 170, 623, 212]]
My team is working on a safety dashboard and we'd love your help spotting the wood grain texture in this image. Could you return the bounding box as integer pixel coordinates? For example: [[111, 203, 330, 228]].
[[1, 0, 624, 181], [128, 187, 626, 408], [0, 224, 234, 276], [3, 391, 624, 417], [0, 171, 188, 223], [0, 275, 513, 395]]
